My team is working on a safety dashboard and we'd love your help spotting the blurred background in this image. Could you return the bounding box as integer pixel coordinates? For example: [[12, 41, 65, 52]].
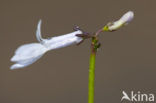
[[0, 0, 156, 103]]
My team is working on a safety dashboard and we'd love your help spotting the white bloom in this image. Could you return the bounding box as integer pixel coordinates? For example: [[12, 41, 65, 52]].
[[104, 11, 134, 31], [10, 20, 83, 70]]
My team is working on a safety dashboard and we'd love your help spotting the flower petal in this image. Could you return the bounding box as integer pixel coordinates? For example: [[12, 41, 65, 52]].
[[10, 63, 25, 70], [36, 19, 45, 43], [11, 43, 48, 62], [44, 30, 83, 50], [10, 54, 43, 70]]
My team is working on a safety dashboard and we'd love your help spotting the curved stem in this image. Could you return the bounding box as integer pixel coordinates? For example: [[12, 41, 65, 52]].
[[95, 28, 103, 37]]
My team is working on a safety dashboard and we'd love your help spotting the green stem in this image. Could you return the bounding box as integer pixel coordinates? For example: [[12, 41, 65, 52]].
[[88, 37, 98, 103]]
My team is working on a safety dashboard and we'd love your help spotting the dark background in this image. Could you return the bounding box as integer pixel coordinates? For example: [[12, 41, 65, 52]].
[[0, 0, 156, 103]]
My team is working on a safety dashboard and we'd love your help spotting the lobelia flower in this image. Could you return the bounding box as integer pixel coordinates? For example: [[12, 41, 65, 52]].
[[103, 11, 134, 31], [10, 20, 84, 70]]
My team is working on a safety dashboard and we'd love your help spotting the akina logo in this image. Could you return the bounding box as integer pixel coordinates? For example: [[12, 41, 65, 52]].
[[121, 91, 155, 102]]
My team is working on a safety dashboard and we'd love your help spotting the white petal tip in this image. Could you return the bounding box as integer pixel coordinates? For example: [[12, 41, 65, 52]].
[[10, 64, 25, 70], [10, 56, 17, 62], [10, 57, 14, 62], [120, 11, 134, 23], [36, 19, 44, 42], [38, 19, 42, 25]]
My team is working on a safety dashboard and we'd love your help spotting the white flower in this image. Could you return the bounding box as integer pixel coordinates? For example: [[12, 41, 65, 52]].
[[104, 11, 134, 31], [10, 20, 83, 70]]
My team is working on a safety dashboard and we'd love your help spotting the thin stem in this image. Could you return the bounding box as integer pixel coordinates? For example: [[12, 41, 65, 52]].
[[95, 28, 103, 37], [88, 37, 98, 103]]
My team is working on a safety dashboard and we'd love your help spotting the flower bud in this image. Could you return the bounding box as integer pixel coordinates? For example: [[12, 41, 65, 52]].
[[103, 11, 134, 31]]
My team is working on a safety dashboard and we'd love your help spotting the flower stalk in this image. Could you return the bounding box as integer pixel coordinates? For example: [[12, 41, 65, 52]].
[[88, 36, 99, 103]]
